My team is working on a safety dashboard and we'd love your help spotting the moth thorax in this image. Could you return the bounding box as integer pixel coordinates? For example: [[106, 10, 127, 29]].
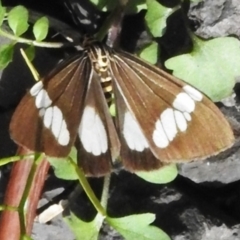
[[99, 70, 113, 105], [90, 46, 113, 104]]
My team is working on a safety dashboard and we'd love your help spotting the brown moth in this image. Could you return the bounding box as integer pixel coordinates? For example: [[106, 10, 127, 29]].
[[10, 42, 234, 176]]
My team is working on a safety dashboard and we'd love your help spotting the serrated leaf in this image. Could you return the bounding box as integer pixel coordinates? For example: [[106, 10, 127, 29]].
[[145, 0, 173, 37], [165, 36, 240, 101], [0, 3, 6, 27], [106, 214, 170, 240], [8, 5, 29, 36], [47, 147, 78, 180], [136, 164, 178, 184], [33, 16, 49, 41], [0, 43, 14, 69], [64, 212, 104, 240], [89, 0, 147, 13], [138, 42, 158, 64]]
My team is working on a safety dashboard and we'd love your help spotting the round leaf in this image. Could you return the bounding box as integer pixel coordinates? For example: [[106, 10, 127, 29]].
[[47, 147, 78, 180], [136, 164, 178, 184], [0, 43, 14, 69], [107, 214, 171, 240], [145, 0, 173, 37], [138, 41, 158, 64], [24, 45, 35, 61], [165, 36, 240, 101], [8, 5, 29, 36], [0, 4, 6, 27], [89, 0, 147, 13], [33, 16, 49, 41], [65, 212, 104, 240]]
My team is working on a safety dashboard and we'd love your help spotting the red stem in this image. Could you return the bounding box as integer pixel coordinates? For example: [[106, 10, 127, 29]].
[[0, 147, 50, 239]]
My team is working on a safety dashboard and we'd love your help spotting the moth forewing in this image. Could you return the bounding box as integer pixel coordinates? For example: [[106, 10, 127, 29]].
[[112, 80, 164, 171], [110, 48, 234, 169], [10, 53, 92, 158], [76, 70, 120, 176]]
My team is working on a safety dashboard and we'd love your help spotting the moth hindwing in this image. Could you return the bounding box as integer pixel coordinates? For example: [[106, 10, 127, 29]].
[[10, 42, 234, 176]]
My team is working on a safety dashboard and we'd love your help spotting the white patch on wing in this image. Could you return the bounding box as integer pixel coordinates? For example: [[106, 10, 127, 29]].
[[123, 111, 148, 152], [30, 81, 43, 96], [79, 106, 108, 156], [183, 85, 203, 101], [173, 92, 195, 113], [183, 112, 191, 121], [42, 106, 70, 146], [174, 110, 187, 132], [153, 120, 169, 148], [35, 89, 52, 109], [57, 118, 70, 146], [152, 86, 202, 148], [160, 108, 177, 141], [30, 82, 70, 146], [51, 106, 63, 139], [43, 107, 53, 129], [39, 108, 45, 117]]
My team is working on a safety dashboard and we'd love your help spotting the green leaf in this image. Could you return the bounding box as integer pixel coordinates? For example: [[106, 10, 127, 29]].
[[165, 36, 240, 101], [64, 212, 104, 240], [47, 147, 78, 180], [33, 16, 49, 41], [106, 214, 170, 240], [138, 41, 158, 64], [89, 0, 147, 13], [125, 0, 147, 13], [0, 3, 6, 27], [8, 5, 29, 36], [0, 43, 14, 69], [22, 235, 32, 240], [24, 45, 35, 61], [145, 0, 173, 37], [90, 0, 111, 10], [135, 164, 178, 184]]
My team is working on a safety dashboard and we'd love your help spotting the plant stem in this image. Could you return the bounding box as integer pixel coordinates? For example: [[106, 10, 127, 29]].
[[0, 154, 34, 166], [18, 154, 43, 235], [69, 159, 107, 216], [101, 174, 111, 210], [0, 148, 49, 240], [0, 28, 64, 48]]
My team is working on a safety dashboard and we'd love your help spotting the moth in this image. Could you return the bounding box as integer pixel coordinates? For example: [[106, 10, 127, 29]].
[[10, 41, 234, 176]]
